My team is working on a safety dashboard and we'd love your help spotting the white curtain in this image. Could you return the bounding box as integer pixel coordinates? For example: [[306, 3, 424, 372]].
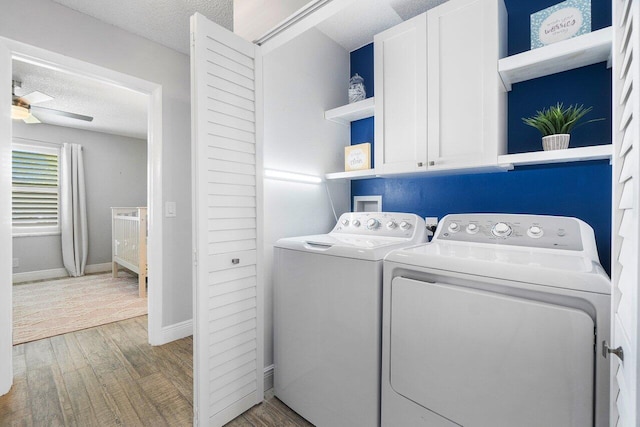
[[60, 143, 88, 277]]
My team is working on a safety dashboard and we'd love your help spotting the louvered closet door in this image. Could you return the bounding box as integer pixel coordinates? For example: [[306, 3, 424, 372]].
[[190, 13, 263, 427], [611, 0, 640, 425]]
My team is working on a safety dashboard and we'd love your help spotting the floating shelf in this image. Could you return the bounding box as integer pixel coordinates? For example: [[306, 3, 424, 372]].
[[325, 168, 379, 180], [498, 144, 612, 167], [498, 27, 612, 90], [324, 97, 375, 125]]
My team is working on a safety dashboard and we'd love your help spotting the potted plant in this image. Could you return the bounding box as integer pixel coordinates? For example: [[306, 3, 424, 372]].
[[522, 103, 604, 151]]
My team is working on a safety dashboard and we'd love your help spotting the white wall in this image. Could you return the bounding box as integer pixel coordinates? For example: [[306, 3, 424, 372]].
[[262, 28, 351, 367], [0, 0, 192, 327], [12, 122, 147, 274]]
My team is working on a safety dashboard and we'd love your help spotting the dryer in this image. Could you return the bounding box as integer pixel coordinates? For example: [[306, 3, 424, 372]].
[[274, 212, 426, 427], [381, 213, 611, 427]]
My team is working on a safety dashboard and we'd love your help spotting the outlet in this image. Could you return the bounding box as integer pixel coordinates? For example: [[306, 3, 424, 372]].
[[12, 258, 19, 268]]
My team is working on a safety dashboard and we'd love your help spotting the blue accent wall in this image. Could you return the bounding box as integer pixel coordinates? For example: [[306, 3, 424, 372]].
[[349, 0, 613, 274]]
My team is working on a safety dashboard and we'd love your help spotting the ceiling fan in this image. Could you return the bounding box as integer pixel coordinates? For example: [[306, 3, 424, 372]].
[[11, 80, 94, 124]]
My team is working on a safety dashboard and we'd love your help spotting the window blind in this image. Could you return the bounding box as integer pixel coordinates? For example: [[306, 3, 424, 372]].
[[12, 146, 60, 233]]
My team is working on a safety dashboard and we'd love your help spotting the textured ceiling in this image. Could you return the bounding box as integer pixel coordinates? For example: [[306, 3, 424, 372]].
[[50, 0, 233, 54], [316, 0, 449, 52], [13, 60, 148, 140]]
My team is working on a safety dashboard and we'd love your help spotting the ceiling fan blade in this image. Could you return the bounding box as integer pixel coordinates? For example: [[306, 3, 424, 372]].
[[31, 106, 93, 122], [20, 91, 54, 105], [23, 114, 41, 124]]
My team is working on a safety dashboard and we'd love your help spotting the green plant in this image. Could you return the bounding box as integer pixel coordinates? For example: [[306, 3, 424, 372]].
[[522, 103, 604, 136]]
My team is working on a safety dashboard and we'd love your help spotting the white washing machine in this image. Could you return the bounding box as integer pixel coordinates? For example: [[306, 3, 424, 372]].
[[381, 213, 611, 427], [274, 212, 427, 427]]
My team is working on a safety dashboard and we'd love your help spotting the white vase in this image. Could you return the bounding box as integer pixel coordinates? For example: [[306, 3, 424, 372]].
[[542, 134, 570, 151]]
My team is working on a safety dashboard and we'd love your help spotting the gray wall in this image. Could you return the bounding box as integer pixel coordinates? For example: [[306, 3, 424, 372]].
[[1, 0, 193, 327], [12, 122, 147, 273]]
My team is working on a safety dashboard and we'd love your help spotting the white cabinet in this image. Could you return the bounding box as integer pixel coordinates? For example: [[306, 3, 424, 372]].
[[374, 13, 427, 175], [427, 0, 507, 170], [374, 0, 507, 175]]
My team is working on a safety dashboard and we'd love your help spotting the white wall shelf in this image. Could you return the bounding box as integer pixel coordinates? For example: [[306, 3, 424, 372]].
[[498, 144, 612, 167], [498, 27, 612, 90], [324, 97, 375, 125], [325, 169, 379, 180]]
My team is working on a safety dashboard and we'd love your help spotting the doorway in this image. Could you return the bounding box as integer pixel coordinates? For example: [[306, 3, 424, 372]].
[[0, 37, 164, 394]]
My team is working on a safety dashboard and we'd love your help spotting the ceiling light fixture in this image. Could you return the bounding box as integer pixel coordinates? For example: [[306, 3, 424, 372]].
[[11, 102, 30, 120]]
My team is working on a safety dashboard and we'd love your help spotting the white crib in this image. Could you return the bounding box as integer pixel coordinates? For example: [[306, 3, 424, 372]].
[[111, 207, 148, 298]]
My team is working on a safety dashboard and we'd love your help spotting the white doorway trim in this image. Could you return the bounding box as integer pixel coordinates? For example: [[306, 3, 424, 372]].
[[0, 37, 164, 387]]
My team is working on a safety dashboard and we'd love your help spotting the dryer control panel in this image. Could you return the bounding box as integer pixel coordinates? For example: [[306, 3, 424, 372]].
[[332, 212, 426, 240], [434, 213, 588, 252]]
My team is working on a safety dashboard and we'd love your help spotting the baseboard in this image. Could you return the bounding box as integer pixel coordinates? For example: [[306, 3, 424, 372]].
[[264, 364, 274, 391], [85, 262, 112, 274], [159, 319, 193, 344], [12, 262, 114, 283], [12, 267, 68, 283]]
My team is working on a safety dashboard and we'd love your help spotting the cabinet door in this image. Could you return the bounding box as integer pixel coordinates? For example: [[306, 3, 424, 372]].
[[427, 0, 507, 169], [374, 13, 427, 175]]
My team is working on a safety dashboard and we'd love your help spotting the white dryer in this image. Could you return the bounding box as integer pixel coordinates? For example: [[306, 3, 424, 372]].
[[274, 212, 426, 427], [381, 213, 611, 427]]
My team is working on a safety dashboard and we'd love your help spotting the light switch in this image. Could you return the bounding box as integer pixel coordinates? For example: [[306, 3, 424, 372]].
[[165, 201, 176, 217]]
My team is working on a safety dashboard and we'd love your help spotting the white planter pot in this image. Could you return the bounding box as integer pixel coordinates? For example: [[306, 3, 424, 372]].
[[542, 134, 570, 151]]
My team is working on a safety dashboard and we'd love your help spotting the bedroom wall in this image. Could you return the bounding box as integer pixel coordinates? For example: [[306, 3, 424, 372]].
[[12, 122, 147, 275], [0, 0, 197, 327]]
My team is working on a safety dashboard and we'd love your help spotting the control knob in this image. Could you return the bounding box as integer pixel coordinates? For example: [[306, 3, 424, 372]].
[[386, 221, 397, 230], [341, 218, 349, 226], [527, 225, 543, 238], [466, 223, 479, 234], [352, 219, 361, 228], [492, 222, 512, 237], [367, 218, 380, 230], [448, 222, 460, 233], [400, 221, 411, 230]]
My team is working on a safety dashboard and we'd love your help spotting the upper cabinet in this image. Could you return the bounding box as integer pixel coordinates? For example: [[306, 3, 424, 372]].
[[373, 0, 507, 176], [374, 14, 428, 175], [426, 0, 507, 170]]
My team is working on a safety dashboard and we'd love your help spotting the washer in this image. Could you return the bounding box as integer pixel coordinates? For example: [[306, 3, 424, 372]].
[[381, 213, 611, 427], [274, 212, 426, 427]]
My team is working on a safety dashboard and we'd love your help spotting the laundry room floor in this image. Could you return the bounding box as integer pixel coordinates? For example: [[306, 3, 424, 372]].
[[227, 390, 313, 427]]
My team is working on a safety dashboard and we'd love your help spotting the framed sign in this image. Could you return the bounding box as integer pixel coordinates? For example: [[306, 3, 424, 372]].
[[531, 0, 591, 49], [345, 142, 371, 171]]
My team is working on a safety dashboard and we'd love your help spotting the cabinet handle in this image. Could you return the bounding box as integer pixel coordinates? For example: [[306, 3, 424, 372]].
[[417, 162, 424, 167], [231, 258, 240, 265], [429, 161, 435, 166]]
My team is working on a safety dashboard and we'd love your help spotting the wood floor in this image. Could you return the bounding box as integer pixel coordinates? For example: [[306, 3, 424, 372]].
[[0, 315, 313, 427]]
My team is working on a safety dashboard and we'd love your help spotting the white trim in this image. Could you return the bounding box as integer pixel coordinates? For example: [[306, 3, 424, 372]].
[[12, 267, 67, 283], [0, 37, 164, 351], [12, 262, 112, 283], [159, 319, 193, 344], [84, 262, 111, 274], [264, 364, 274, 391]]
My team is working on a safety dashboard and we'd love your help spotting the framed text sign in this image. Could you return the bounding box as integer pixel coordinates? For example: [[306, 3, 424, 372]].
[[345, 142, 371, 171], [531, 0, 591, 49]]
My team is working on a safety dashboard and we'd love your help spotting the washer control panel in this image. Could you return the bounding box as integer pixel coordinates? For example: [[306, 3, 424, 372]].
[[435, 214, 584, 251], [332, 212, 426, 239]]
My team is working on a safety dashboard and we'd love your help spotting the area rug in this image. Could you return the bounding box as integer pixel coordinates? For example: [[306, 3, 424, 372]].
[[13, 271, 147, 345]]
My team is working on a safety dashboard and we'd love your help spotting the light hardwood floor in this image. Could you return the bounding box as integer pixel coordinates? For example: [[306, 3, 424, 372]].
[[0, 315, 313, 426]]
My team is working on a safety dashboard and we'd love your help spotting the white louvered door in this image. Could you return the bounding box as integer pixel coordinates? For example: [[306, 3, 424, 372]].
[[611, 0, 640, 425], [191, 13, 264, 426]]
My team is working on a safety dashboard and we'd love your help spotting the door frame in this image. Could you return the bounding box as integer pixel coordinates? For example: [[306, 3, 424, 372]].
[[0, 36, 164, 394]]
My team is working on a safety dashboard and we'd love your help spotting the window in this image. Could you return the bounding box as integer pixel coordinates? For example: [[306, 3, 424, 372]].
[[12, 141, 61, 236]]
